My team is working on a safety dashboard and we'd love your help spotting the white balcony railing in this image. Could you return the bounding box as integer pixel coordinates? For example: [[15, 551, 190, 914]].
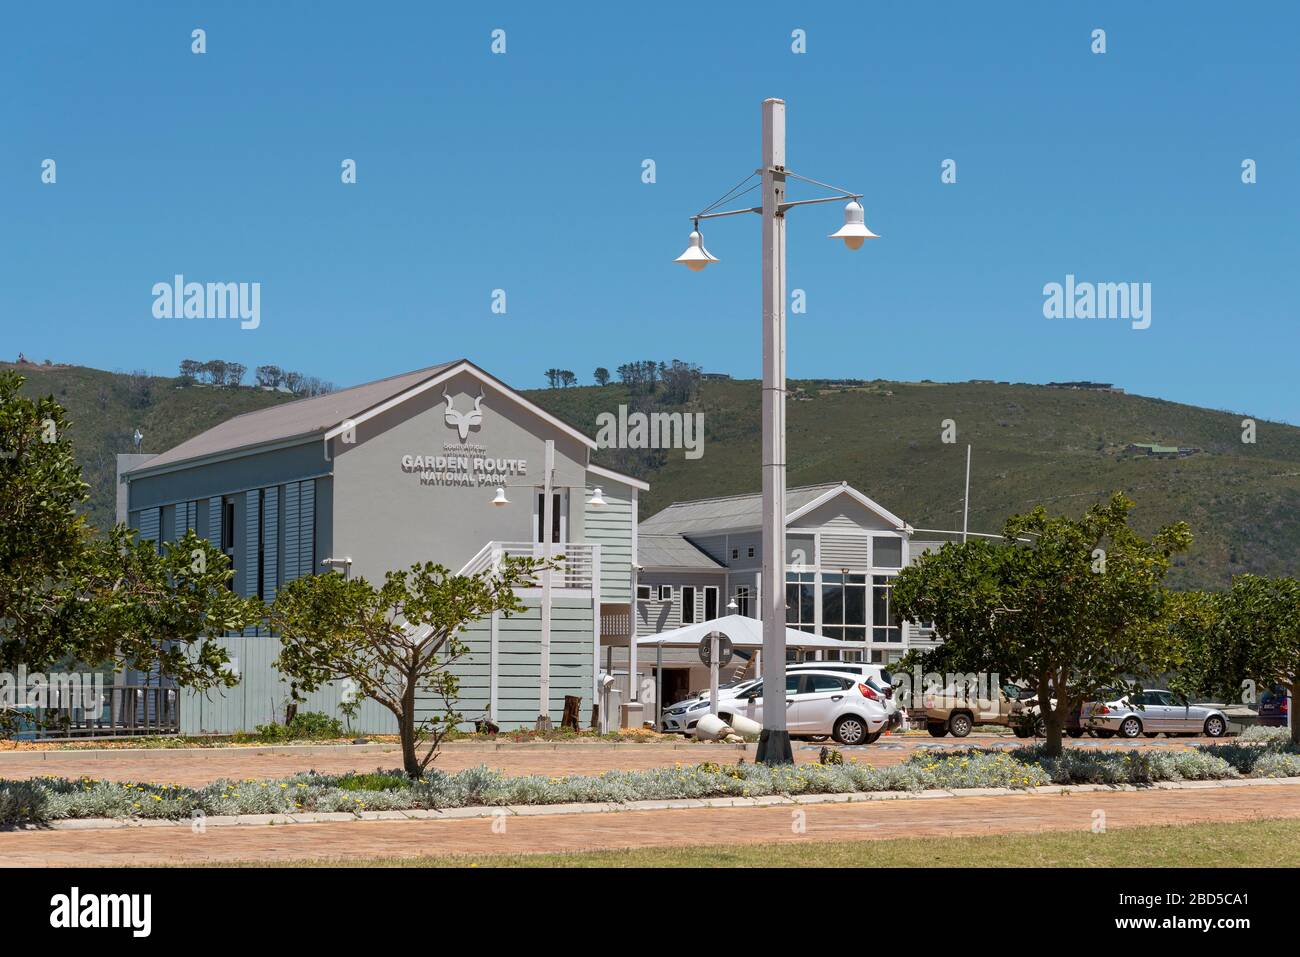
[[459, 541, 597, 591]]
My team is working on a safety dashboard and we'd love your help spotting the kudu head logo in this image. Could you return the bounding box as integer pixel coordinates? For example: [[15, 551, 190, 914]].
[[443, 388, 484, 441]]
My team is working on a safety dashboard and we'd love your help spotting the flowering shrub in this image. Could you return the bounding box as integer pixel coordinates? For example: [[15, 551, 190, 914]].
[[1016, 746, 1239, 785], [3, 736, 1299, 826], [1239, 725, 1289, 745]]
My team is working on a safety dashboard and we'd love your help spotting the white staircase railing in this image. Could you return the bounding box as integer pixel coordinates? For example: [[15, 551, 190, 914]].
[[458, 541, 596, 591]]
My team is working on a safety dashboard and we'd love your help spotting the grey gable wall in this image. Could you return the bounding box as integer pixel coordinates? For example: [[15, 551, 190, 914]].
[[329, 369, 591, 581]]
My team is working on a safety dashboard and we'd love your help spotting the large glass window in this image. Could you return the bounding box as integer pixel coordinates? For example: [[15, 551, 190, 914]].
[[821, 572, 867, 643], [785, 572, 815, 632], [872, 574, 902, 643]]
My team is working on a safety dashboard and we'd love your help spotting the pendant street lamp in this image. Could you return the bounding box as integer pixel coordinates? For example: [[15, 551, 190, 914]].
[[829, 200, 879, 249], [674, 98, 877, 765], [674, 227, 720, 271]]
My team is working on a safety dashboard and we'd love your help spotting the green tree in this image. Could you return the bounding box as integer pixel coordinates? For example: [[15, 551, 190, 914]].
[[892, 493, 1191, 756], [75, 528, 262, 689], [270, 556, 554, 776], [1174, 575, 1300, 743], [0, 370, 91, 704], [593, 367, 610, 387], [0, 371, 260, 729]]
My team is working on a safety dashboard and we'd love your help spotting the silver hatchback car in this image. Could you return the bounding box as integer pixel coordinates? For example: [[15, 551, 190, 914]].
[[1085, 689, 1228, 738]]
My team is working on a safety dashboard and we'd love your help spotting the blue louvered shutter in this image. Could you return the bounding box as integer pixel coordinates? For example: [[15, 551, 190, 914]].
[[244, 490, 260, 597], [137, 507, 160, 552], [283, 482, 300, 581], [261, 486, 279, 603], [244, 491, 260, 637], [299, 480, 315, 576], [208, 498, 223, 548], [184, 501, 198, 532]]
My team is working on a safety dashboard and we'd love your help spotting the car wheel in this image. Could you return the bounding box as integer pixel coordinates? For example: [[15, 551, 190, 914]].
[[1119, 716, 1143, 738], [1204, 715, 1227, 738], [926, 724, 949, 737], [1013, 726, 1031, 738], [1066, 728, 1085, 738], [949, 713, 973, 738], [833, 715, 869, 746]]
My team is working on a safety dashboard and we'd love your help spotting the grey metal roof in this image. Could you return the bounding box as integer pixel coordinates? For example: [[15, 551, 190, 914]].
[[637, 533, 725, 570], [638, 483, 845, 535], [129, 360, 459, 473]]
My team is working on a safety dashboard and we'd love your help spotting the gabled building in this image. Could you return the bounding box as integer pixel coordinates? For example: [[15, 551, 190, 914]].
[[609, 482, 944, 708], [119, 359, 645, 732]]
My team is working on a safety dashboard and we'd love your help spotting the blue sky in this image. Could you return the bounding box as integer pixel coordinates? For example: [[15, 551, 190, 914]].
[[2, 2, 1297, 422]]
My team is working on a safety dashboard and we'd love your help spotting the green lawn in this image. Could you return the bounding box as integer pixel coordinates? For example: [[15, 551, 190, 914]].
[[212, 817, 1300, 868]]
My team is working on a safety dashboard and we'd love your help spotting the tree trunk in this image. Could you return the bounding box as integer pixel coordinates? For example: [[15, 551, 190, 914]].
[[399, 674, 421, 778], [1042, 708, 1064, 757], [1039, 676, 1064, 757], [399, 709, 420, 777], [561, 695, 581, 732], [1290, 680, 1299, 747]]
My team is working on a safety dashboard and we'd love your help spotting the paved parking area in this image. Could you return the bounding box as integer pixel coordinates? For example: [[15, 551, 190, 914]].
[[2, 780, 1296, 867], [0, 734, 1231, 787]]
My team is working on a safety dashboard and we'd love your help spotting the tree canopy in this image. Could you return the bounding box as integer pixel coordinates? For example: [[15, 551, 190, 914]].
[[270, 556, 554, 775], [892, 493, 1191, 755], [0, 371, 260, 728]]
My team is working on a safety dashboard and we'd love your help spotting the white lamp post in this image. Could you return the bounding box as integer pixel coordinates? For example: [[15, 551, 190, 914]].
[[675, 98, 876, 764]]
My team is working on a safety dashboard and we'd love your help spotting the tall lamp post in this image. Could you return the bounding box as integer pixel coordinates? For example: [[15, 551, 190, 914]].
[[675, 98, 878, 764]]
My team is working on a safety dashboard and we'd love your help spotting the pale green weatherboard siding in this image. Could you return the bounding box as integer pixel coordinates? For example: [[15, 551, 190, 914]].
[[584, 483, 633, 602], [417, 597, 594, 729], [179, 636, 398, 735]]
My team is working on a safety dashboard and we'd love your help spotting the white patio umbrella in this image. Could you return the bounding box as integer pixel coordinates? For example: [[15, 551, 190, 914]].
[[636, 615, 849, 722]]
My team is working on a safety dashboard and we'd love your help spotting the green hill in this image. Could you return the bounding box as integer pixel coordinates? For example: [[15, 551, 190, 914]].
[[527, 378, 1300, 592], [8, 362, 293, 534], [12, 362, 1299, 591]]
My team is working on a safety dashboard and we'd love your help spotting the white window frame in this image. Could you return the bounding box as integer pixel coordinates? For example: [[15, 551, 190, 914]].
[[658, 584, 673, 601], [703, 585, 719, 621]]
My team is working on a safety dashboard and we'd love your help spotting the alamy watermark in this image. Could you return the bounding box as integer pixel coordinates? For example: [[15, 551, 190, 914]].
[[152, 274, 260, 329], [0, 667, 105, 711], [1043, 274, 1150, 330], [892, 668, 1006, 710], [595, 404, 704, 460]]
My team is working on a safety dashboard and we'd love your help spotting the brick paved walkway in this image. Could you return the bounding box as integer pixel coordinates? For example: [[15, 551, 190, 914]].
[[2, 781, 1296, 866], [0, 735, 1228, 786]]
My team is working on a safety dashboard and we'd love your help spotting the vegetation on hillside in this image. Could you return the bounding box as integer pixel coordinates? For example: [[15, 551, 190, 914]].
[[527, 377, 1300, 591], [8, 362, 293, 532], [12, 361, 1299, 591]]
